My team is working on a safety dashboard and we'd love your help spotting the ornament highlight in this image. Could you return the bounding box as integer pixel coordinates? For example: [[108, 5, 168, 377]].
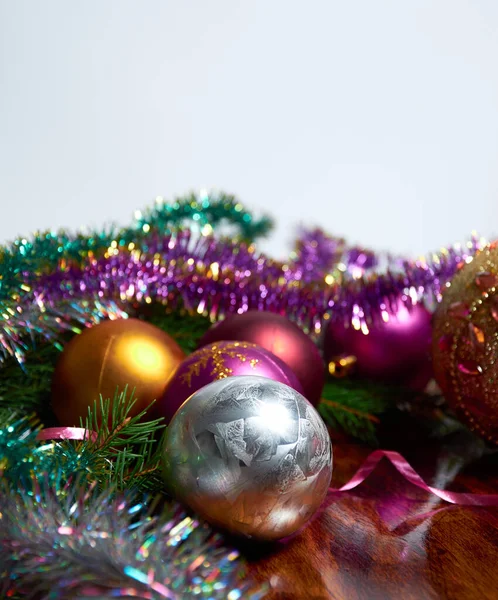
[[162, 375, 332, 541], [324, 301, 433, 390], [51, 318, 185, 426], [197, 311, 325, 405], [155, 340, 303, 423], [432, 243, 498, 444]]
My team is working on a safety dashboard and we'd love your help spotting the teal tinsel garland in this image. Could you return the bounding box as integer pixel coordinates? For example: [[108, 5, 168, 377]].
[[0, 191, 271, 365], [0, 190, 271, 299], [0, 401, 263, 599]]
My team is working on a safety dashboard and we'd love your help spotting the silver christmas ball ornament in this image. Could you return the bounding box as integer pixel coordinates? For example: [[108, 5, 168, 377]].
[[162, 375, 332, 541]]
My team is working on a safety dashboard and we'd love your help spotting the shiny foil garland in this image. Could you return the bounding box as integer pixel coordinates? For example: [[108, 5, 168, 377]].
[[0, 192, 272, 365], [0, 401, 262, 598], [1, 479, 264, 599], [0, 191, 489, 366]]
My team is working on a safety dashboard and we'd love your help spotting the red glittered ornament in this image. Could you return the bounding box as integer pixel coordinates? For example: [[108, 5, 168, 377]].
[[197, 311, 325, 405], [324, 301, 433, 390]]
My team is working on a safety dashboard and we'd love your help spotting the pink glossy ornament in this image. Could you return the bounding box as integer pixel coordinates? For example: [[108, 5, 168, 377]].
[[324, 302, 433, 390], [197, 311, 325, 405], [155, 340, 304, 423]]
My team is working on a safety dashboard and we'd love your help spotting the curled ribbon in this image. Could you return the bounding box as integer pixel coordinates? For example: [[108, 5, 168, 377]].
[[36, 430, 498, 507], [36, 427, 98, 443], [330, 449, 498, 506]]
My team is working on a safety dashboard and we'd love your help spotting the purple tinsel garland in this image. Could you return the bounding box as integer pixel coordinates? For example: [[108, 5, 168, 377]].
[[0, 199, 490, 366], [289, 227, 379, 283], [24, 230, 486, 340]]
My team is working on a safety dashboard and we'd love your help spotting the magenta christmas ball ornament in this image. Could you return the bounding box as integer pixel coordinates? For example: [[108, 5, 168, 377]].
[[197, 311, 325, 406], [324, 301, 433, 391], [155, 340, 304, 423]]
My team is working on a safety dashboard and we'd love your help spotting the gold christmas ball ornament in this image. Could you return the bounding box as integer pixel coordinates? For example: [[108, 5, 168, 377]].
[[51, 318, 186, 426], [432, 242, 498, 444]]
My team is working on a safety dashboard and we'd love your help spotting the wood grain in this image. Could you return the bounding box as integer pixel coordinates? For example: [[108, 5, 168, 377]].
[[239, 425, 498, 599]]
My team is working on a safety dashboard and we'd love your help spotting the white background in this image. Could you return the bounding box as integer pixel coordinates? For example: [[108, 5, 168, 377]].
[[1, 1, 497, 259]]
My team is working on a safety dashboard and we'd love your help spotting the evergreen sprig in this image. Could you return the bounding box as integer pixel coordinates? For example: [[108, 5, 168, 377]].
[[0, 343, 59, 414], [0, 387, 166, 497], [319, 378, 394, 445], [82, 389, 166, 493], [147, 307, 211, 354]]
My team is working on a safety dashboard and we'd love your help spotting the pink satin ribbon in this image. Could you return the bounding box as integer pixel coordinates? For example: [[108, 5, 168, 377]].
[[330, 449, 498, 506], [36, 427, 97, 442], [36, 429, 498, 506]]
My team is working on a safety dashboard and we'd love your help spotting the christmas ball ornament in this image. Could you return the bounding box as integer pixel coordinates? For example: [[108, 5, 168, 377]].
[[432, 243, 498, 444], [324, 301, 433, 390], [162, 375, 332, 541], [51, 318, 185, 426], [197, 311, 325, 405], [155, 341, 303, 424]]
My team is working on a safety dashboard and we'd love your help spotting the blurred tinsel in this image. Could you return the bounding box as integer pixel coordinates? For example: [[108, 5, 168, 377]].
[[0, 190, 490, 597], [1, 483, 263, 600], [0, 394, 265, 599], [0, 191, 486, 366], [0, 191, 272, 364]]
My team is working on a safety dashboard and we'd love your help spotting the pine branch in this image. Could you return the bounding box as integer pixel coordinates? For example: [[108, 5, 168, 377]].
[[82, 389, 166, 491], [0, 389, 167, 497], [121, 431, 169, 495], [0, 343, 60, 418], [319, 379, 394, 445]]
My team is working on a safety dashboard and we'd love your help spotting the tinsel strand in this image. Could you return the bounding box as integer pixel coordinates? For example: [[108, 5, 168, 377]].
[[0, 400, 262, 599], [26, 232, 487, 334], [0, 193, 488, 366], [0, 481, 264, 599], [0, 192, 270, 364]]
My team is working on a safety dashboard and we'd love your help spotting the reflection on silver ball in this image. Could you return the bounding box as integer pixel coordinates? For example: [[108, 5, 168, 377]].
[[162, 375, 332, 541]]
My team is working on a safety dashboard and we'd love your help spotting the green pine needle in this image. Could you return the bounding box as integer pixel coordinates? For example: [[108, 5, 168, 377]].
[[0, 391, 168, 497], [0, 343, 59, 421], [81, 388, 166, 492], [319, 378, 394, 445]]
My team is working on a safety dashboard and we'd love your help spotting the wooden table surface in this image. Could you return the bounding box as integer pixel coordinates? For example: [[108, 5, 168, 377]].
[[239, 416, 498, 600]]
